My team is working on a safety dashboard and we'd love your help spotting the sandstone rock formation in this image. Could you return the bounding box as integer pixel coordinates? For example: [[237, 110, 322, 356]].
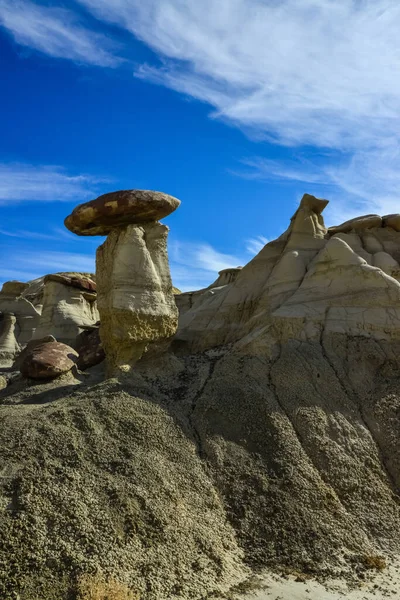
[[32, 274, 98, 345], [2, 192, 400, 600], [20, 340, 78, 379], [175, 267, 243, 317], [0, 313, 19, 367], [175, 193, 400, 351], [0, 280, 41, 363], [65, 189, 180, 373], [0, 273, 98, 366]]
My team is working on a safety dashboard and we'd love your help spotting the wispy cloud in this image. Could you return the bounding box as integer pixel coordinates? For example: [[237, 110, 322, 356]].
[[246, 235, 268, 255], [0, 228, 66, 241], [170, 240, 243, 272], [20, 250, 95, 273], [74, 0, 400, 147], [233, 157, 329, 185], [0, 267, 43, 288], [0, 0, 121, 67], [0, 163, 106, 204], [4, 1, 400, 214], [169, 238, 269, 291], [232, 145, 400, 226], [73, 0, 400, 222]]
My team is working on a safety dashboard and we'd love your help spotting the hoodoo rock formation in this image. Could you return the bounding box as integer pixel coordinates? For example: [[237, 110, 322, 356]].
[[1, 192, 400, 600], [0, 281, 41, 366], [65, 189, 180, 373], [32, 273, 98, 345], [0, 272, 99, 370]]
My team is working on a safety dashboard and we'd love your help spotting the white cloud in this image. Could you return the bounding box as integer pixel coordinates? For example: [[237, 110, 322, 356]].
[[170, 240, 243, 272], [0, 0, 120, 66], [246, 235, 269, 255], [169, 238, 271, 291], [71, 0, 400, 227], [232, 145, 400, 226], [20, 251, 95, 273], [0, 268, 43, 288], [4, 1, 400, 217], [0, 163, 105, 204], [75, 0, 400, 148]]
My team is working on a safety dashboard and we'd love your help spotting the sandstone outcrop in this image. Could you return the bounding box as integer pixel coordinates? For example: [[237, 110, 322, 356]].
[[20, 340, 78, 379], [2, 192, 400, 600], [0, 273, 98, 366], [175, 267, 243, 317], [32, 274, 98, 345], [0, 313, 19, 367], [65, 189, 180, 373], [175, 194, 400, 351], [0, 281, 41, 361]]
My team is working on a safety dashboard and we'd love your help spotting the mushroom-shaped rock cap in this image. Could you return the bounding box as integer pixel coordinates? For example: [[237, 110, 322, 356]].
[[64, 189, 181, 236]]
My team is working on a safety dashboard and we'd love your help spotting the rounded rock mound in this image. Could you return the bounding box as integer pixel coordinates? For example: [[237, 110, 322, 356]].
[[64, 189, 181, 236]]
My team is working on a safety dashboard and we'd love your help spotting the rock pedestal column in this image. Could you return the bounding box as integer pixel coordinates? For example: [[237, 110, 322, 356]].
[[97, 222, 178, 372], [64, 189, 180, 374]]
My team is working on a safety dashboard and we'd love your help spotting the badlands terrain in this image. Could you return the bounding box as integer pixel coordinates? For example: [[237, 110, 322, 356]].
[[0, 191, 399, 599]]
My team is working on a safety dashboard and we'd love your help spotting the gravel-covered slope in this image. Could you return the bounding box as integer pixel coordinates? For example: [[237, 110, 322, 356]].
[[1, 333, 399, 599]]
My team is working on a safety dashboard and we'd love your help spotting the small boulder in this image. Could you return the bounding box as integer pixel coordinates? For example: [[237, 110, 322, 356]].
[[13, 335, 56, 370], [75, 326, 105, 370], [20, 341, 78, 380], [64, 189, 181, 236]]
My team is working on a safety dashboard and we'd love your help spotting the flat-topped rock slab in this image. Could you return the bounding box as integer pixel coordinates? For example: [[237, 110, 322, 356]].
[[64, 189, 181, 236]]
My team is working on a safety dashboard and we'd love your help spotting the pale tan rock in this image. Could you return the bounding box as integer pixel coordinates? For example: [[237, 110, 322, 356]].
[[209, 267, 242, 288], [0, 314, 20, 368], [372, 251, 400, 278], [329, 214, 382, 234], [330, 232, 372, 263], [175, 195, 400, 351], [0, 284, 41, 350], [361, 232, 383, 254], [176, 194, 329, 349], [96, 222, 178, 372], [175, 268, 242, 318], [33, 278, 99, 345]]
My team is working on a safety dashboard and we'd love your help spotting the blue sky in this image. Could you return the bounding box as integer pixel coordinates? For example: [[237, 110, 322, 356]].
[[1, 0, 400, 291]]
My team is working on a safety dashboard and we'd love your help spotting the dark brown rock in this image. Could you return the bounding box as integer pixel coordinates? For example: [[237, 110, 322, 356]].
[[75, 327, 105, 370], [64, 189, 181, 236], [382, 213, 400, 231], [44, 273, 96, 293], [13, 335, 56, 370], [20, 341, 78, 380]]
